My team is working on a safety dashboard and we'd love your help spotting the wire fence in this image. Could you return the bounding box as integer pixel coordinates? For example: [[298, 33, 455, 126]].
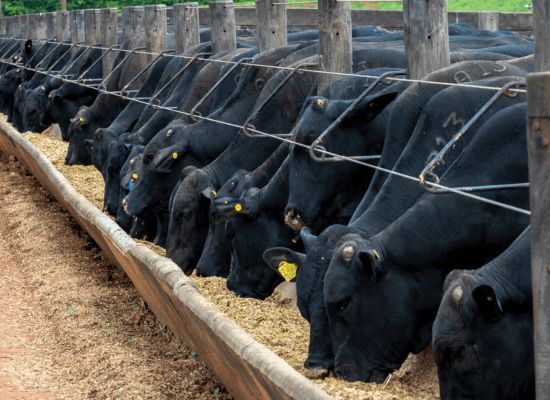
[[0, 36, 531, 216]]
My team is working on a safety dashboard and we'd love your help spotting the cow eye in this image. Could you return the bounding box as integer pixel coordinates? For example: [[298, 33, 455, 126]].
[[182, 210, 192, 220], [143, 152, 155, 164], [335, 297, 351, 316]]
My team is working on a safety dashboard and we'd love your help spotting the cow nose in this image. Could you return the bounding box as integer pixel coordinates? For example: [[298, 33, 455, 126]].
[[122, 198, 129, 214], [284, 208, 304, 231]]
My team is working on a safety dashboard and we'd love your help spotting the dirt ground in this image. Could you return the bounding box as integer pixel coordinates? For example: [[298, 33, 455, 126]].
[[0, 152, 232, 400]]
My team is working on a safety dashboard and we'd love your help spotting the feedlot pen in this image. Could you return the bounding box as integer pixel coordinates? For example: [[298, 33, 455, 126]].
[[0, 1, 549, 400]]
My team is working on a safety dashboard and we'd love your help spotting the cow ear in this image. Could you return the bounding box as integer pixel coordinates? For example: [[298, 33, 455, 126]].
[[85, 139, 94, 151], [357, 249, 384, 281], [24, 39, 32, 54], [472, 285, 503, 322], [153, 144, 185, 173], [263, 247, 305, 282], [343, 91, 399, 125], [214, 187, 261, 218], [299, 227, 318, 252]]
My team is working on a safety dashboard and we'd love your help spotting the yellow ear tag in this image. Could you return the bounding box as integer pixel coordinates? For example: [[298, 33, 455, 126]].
[[172, 152, 178, 159], [212, 190, 217, 197], [373, 249, 380, 260], [234, 203, 242, 212], [79, 117, 84, 123], [278, 261, 297, 282], [131, 173, 138, 180]]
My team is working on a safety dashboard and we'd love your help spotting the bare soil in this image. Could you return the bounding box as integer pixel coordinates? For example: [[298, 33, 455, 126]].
[[0, 152, 231, 400]]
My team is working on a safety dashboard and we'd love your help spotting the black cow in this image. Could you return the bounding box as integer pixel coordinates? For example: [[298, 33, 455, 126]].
[[123, 44, 302, 249], [433, 228, 534, 400], [262, 61, 529, 376], [319, 102, 529, 382], [197, 143, 289, 277], [165, 45, 409, 277], [65, 45, 158, 165]]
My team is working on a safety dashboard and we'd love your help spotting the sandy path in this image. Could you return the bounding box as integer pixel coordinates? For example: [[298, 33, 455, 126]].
[[0, 153, 232, 400]]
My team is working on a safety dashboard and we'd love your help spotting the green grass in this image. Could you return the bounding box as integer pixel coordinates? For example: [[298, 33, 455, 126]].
[[376, 0, 532, 12], [233, 0, 533, 12]]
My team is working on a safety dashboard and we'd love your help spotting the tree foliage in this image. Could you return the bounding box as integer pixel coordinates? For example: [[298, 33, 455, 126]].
[[1, 0, 222, 16]]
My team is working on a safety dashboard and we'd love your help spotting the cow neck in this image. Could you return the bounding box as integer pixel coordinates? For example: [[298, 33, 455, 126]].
[[476, 228, 532, 308]]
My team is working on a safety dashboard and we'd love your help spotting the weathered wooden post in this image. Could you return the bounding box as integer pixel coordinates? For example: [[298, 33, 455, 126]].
[[534, 0, 550, 72], [46, 12, 57, 40], [174, 2, 200, 53], [527, 72, 550, 400], [119, 6, 148, 87], [478, 11, 499, 32], [256, 0, 287, 52], [84, 9, 101, 44], [36, 13, 48, 41], [402, 0, 450, 80], [124, 6, 146, 50], [209, 1, 237, 54], [70, 10, 85, 55], [528, 2, 550, 398], [18, 14, 29, 39], [9, 15, 18, 38], [317, 0, 352, 94], [0, 16, 6, 37], [144, 4, 167, 61], [101, 8, 118, 75], [55, 11, 71, 42]]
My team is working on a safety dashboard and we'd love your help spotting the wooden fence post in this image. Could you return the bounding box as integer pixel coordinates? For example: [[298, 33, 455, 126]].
[[144, 4, 167, 61], [18, 14, 29, 39], [119, 6, 148, 87], [174, 2, 200, 53], [46, 12, 57, 40], [124, 6, 146, 50], [70, 10, 85, 55], [10, 16, 19, 38], [209, 1, 237, 54], [534, 0, 550, 72], [403, 0, 450, 80], [478, 11, 499, 32], [527, 72, 550, 400], [529, 2, 550, 398], [318, 0, 352, 95], [36, 13, 48, 41], [56, 11, 70, 42], [256, 0, 287, 52], [101, 8, 118, 75], [84, 9, 101, 44], [0, 16, 7, 37]]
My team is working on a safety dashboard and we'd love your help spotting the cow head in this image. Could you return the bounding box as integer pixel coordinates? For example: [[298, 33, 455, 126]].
[[433, 270, 534, 400], [122, 121, 192, 217], [66, 106, 95, 165], [225, 207, 291, 300], [285, 91, 398, 230], [165, 166, 213, 274], [324, 233, 433, 382], [20, 85, 49, 133], [196, 169, 254, 278], [263, 224, 354, 376]]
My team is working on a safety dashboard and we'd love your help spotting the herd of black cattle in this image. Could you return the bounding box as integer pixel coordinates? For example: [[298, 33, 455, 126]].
[[0, 22, 538, 399]]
